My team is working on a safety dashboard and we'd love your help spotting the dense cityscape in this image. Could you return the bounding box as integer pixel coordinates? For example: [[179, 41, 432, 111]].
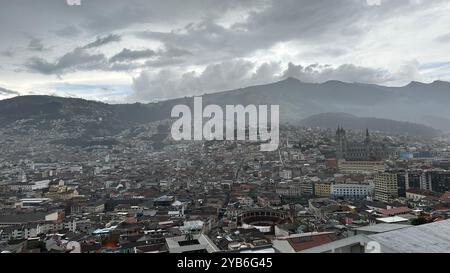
[[2, 0, 450, 261], [2, 118, 450, 253]]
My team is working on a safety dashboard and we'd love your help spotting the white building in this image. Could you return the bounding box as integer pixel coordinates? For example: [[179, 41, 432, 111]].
[[31, 180, 50, 191], [331, 183, 373, 199]]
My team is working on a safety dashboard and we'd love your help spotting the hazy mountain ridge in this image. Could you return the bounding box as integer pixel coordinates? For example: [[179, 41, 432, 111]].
[[300, 112, 440, 138], [201, 78, 450, 130], [1, 78, 449, 138]]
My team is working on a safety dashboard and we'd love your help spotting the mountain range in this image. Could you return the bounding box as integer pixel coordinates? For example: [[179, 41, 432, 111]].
[[1, 77, 449, 138]]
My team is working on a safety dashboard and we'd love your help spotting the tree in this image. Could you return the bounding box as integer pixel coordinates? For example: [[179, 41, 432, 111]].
[[411, 217, 431, 226]]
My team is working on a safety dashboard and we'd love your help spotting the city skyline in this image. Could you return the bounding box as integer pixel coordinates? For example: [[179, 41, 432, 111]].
[[3, 0, 450, 258]]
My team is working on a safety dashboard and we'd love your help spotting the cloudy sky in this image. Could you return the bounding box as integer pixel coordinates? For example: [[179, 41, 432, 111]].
[[1, 0, 450, 102]]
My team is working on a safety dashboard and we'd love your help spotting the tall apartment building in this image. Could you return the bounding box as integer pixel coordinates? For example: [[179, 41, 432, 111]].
[[392, 169, 423, 197], [405, 170, 422, 189], [421, 170, 450, 193], [374, 172, 398, 203], [337, 160, 385, 174], [375, 170, 450, 197]]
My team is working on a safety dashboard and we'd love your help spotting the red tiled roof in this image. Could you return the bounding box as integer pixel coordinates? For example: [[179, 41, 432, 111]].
[[380, 207, 412, 216], [407, 188, 441, 197], [287, 233, 337, 252]]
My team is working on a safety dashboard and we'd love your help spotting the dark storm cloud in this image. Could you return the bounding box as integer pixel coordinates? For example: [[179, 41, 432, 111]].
[[25, 43, 192, 74], [109, 46, 192, 67], [24, 33, 124, 74], [24, 32, 122, 75], [28, 38, 48, 52], [1, 0, 445, 57], [110, 48, 157, 62], [5, 0, 446, 71], [26, 48, 108, 75], [76, 0, 264, 33], [0, 87, 20, 96], [0, 0, 263, 37], [82, 34, 121, 49], [135, 0, 440, 59]]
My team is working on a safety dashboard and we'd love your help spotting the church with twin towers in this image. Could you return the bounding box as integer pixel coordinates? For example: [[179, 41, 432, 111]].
[[335, 127, 390, 161]]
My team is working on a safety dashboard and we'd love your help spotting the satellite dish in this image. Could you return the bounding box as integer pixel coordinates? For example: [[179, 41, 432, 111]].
[[66, 241, 81, 253]]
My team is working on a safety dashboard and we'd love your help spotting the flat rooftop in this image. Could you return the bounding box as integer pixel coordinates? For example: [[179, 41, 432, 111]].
[[353, 223, 410, 233], [369, 219, 450, 253]]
